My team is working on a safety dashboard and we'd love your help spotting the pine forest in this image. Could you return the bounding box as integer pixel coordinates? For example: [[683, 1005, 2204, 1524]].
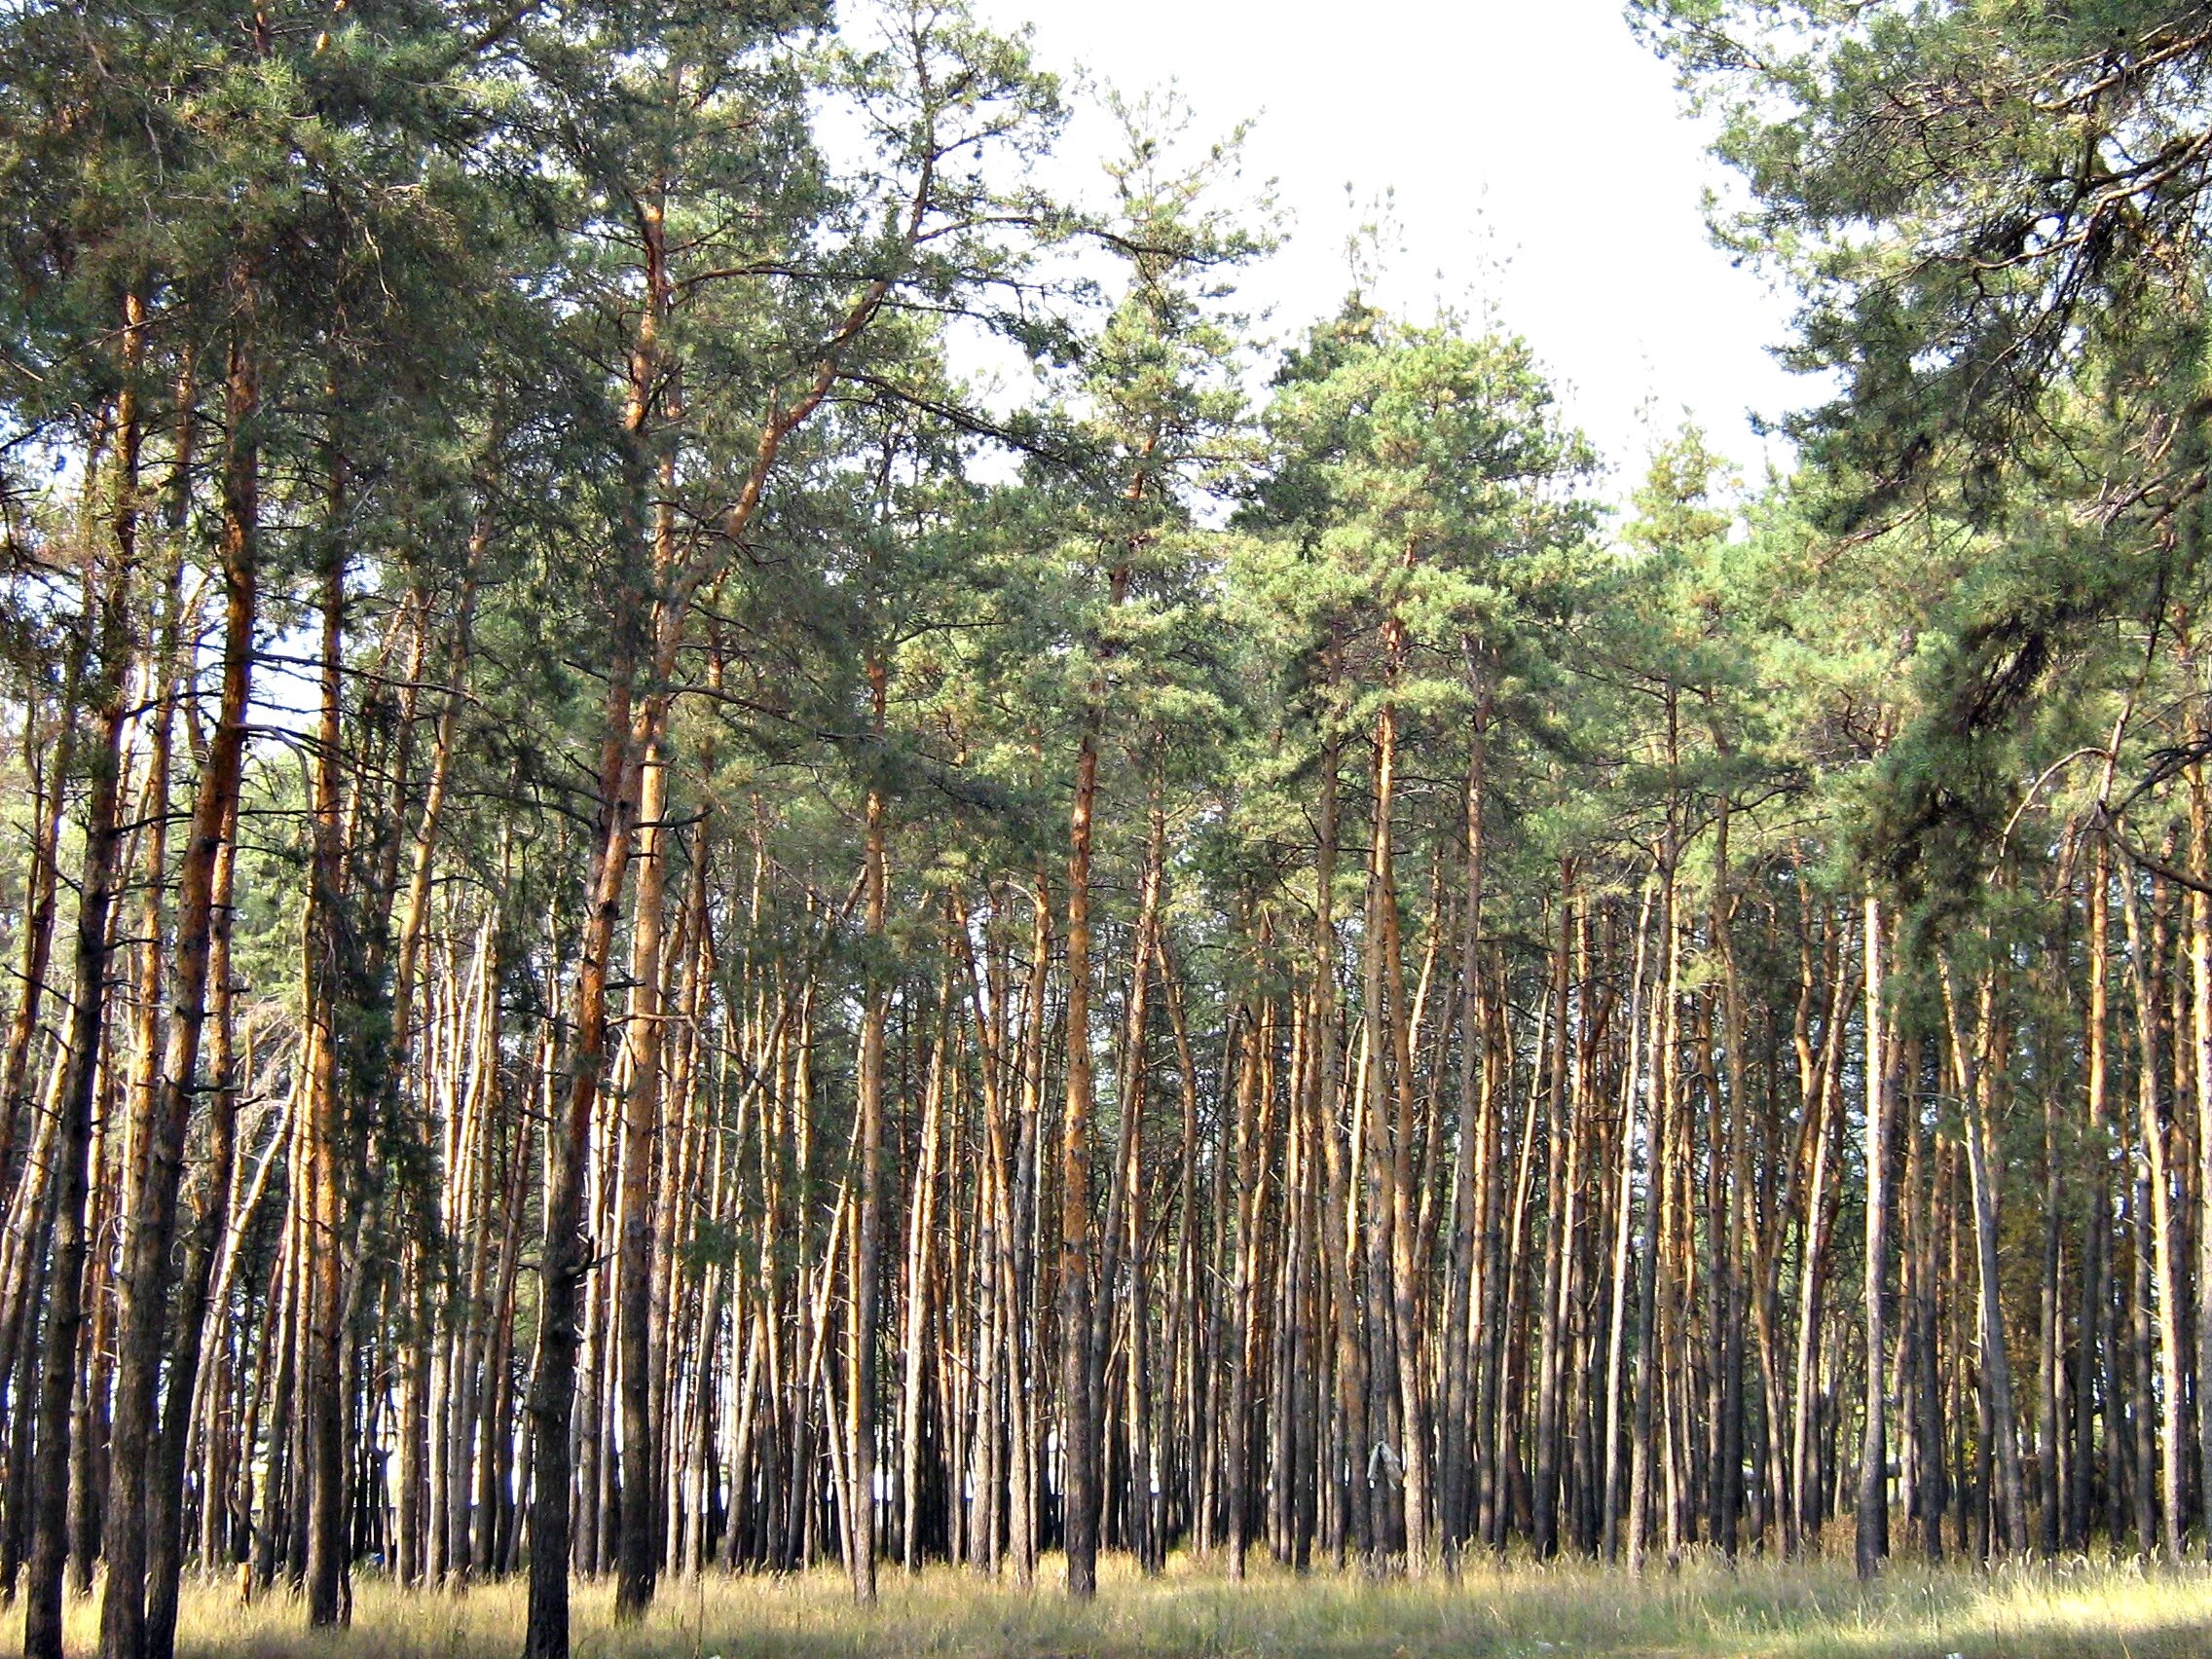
[[5, 4, 2212, 1658]]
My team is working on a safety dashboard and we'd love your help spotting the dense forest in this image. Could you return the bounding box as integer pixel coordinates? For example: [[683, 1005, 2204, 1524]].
[[4, 3, 2212, 1659]]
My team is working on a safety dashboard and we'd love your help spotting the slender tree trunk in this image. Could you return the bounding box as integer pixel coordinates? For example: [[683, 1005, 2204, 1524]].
[[1626, 846, 1676, 1577], [1714, 793, 1751, 1563], [1440, 680, 1490, 1559], [903, 963, 951, 1571], [1225, 999, 1264, 1579], [24, 412, 146, 1659], [144, 776, 238, 1659], [2190, 756, 2212, 1558], [1312, 725, 1370, 1566], [91, 287, 163, 1659], [1941, 965, 2028, 1554], [1856, 894, 1892, 1578], [1359, 635, 1408, 1567], [104, 311, 258, 1657], [845, 657, 890, 1601], [1602, 879, 1657, 1563], [523, 656, 639, 1659], [2118, 863, 2188, 1563], [1532, 874, 1573, 1561], [1059, 564, 1119, 1595], [2076, 843, 2115, 1551], [300, 450, 349, 1630], [613, 726, 670, 1620], [0, 706, 61, 1221]]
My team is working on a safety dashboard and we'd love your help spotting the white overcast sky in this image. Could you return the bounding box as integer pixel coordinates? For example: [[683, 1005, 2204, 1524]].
[[971, 0, 1816, 496]]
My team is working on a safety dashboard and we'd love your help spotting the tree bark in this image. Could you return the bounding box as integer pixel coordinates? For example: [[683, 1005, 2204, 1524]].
[[24, 404, 145, 1659], [1940, 965, 2028, 1555], [845, 656, 890, 1601], [2117, 864, 2188, 1563], [1856, 894, 1892, 1578]]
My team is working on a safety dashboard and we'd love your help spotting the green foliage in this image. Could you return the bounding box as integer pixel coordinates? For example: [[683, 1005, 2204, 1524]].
[[1635, 0, 2212, 916]]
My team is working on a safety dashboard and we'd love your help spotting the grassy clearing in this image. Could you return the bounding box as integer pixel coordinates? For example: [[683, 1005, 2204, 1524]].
[[9, 1553, 2211, 1659]]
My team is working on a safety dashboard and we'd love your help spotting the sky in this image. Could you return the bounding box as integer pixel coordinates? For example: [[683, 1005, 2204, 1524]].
[[970, 0, 1817, 497]]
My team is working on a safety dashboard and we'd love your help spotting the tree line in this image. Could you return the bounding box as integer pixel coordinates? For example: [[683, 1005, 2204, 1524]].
[[4, 3, 2212, 1659]]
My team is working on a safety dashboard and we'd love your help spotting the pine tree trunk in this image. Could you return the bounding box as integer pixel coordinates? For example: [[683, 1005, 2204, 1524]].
[[1439, 682, 1490, 1559], [23, 420, 144, 1659], [1060, 715, 1102, 1595], [105, 309, 258, 1654], [0, 702, 62, 1217], [1856, 894, 1892, 1578], [1311, 727, 1370, 1566], [2117, 865, 2188, 1562], [613, 729, 671, 1619], [93, 290, 168, 1659], [144, 776, 239, 1659], [1941, 966, 2028, 1554], [2191, 758, 2212, 1561], [1602, 878, 1657, 1563], [903, 973, 951, 1571], [1532, 875, 1573, 1561], [1626, 848, 1676, 1577], [1714, 795, 1751, 1563], [2075, 844, 2114, 1550], [301, 460, 350, 1630], [524, 656, 638, 1659], [846, 657, 890, 1601], [1225, 997, 1264, 1578]]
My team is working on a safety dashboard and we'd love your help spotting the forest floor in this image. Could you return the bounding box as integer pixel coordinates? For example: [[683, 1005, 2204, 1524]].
[[13, 1551, 2212, 1659]]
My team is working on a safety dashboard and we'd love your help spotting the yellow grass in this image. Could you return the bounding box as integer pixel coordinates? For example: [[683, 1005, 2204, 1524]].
[[10, 1552, 2212, 1659]]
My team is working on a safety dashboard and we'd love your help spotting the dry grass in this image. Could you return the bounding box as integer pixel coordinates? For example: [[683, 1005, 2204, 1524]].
[[9, 1552, 2212, 1659]]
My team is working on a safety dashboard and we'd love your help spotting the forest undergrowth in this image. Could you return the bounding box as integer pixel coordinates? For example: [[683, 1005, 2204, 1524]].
[[9, 1556, 2212, 1659]]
